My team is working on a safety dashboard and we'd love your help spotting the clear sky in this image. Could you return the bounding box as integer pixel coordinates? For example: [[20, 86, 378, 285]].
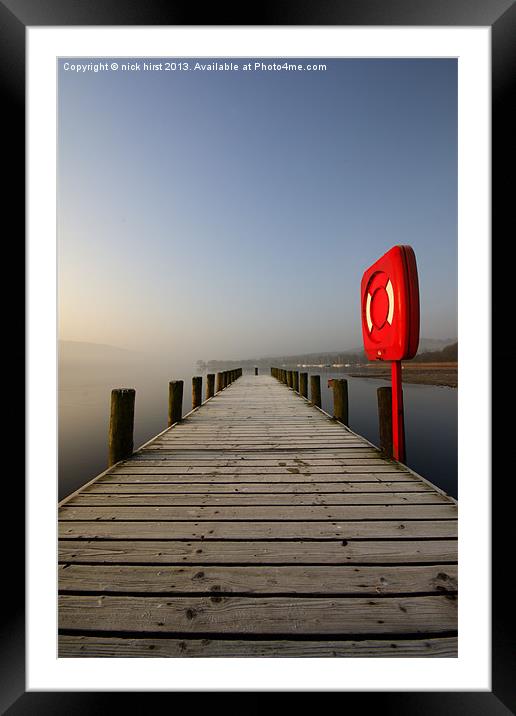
[[58, 58, 457, 362]]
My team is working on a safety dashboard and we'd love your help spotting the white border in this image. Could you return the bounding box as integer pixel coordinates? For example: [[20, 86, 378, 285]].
[[27, 27, 490, 691]]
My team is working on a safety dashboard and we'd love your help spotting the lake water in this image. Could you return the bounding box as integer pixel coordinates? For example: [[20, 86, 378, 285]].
[[58, 361, 457, 501], [315, 369, 457, 498]]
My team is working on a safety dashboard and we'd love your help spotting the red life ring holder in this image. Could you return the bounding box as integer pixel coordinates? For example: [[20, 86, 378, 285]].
[[361, 245, 420, 362]]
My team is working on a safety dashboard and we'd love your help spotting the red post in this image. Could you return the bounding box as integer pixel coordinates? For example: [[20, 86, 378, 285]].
[[391, 360, 406, 463]]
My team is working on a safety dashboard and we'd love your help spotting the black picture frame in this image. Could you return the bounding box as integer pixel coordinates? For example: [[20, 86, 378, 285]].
[[5, 0, 513, 711]]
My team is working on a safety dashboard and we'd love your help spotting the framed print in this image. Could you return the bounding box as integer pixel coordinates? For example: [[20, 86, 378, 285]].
[[4, 0, 513, 710]]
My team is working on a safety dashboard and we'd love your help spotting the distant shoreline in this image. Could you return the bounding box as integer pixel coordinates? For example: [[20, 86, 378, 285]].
[[347, 362, 457, 388]]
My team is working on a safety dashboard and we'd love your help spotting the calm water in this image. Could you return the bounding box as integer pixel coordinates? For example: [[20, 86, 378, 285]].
[[59, 361, 457, 501], [315, 369, 457, 498]]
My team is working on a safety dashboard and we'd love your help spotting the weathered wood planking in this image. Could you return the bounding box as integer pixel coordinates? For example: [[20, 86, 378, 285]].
[[60, 520, 457, 540], [68, 492, 449, 506], [59, 505, 457, 520], [59, 564, 457, 594], [86, 482, 435, 493], [59, 594, 457, 635], [58, 635, 458, 658], [59, 539, 458, 564], [58, 373, 457, 657]]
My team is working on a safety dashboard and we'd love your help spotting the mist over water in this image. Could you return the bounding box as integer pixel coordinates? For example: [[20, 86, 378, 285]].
[[59, 344, 198, 500], [59, 344, 457, 501]]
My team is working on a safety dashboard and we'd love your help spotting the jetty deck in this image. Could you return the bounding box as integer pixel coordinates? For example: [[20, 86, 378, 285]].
[[58, 373, 458, 657]]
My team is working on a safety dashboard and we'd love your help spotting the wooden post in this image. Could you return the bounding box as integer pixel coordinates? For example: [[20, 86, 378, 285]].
[[287, 370, 293, 388], [332, 378, 349, 425], [216, 372, 223, 392], [300, 372, 308, 398], [255, 366, 258, 376], [377, 386, 393, 458], [293, 370, 299, 392], [310, 375, 321, 408], [108, 388, 135, 466], [192, 376, 202, 408], [206, 373, 215, 400], [168, 380, 183, 427]]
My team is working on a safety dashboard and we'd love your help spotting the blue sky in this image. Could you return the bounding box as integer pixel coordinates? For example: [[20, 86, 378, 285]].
[[58, 58, 457, 361]]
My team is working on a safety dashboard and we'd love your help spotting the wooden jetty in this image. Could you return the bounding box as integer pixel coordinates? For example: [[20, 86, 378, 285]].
[[58, 371, 458, 657]]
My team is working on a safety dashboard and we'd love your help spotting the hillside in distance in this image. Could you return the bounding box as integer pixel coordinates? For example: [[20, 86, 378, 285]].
[[198, 338, 457, 371], [413, 341, 458, 363]]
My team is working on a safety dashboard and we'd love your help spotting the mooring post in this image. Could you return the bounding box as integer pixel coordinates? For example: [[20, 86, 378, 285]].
[[108, 388, 135, 466], [255, 366, 258, 376], [332, 378, 349, 425], [206, 373, 215, 400], [168, 380, 184, 427], [310, 375, 321, 408], [293, 371, 299, 392], [216, 372, 223, 392], [377, 386, 393, 458], [286, 370, 292, 388], [192, 376, 202, 408], [300, 372, 308, 398]]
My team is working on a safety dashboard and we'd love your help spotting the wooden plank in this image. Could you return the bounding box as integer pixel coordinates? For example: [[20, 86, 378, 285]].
[[127, 457, 400, 468], [59, 539, 458, 564], [59, 519, 457, 540], [59, 505, 458, 521], [58, 563, 458, 595], [147, 442, 380, 448], [125, 448, 408, 464], [98, 473, 420, 484], [86, 482, 435, 494], [107, 465, 406, 474], [129, 454, 385, 462], [58, 635, 458, 657], [67, 492, 449, 507], [58, 594, 457, 635]]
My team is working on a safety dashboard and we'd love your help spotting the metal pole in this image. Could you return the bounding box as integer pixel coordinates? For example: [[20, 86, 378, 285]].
[[391, 360, 406, 462]]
